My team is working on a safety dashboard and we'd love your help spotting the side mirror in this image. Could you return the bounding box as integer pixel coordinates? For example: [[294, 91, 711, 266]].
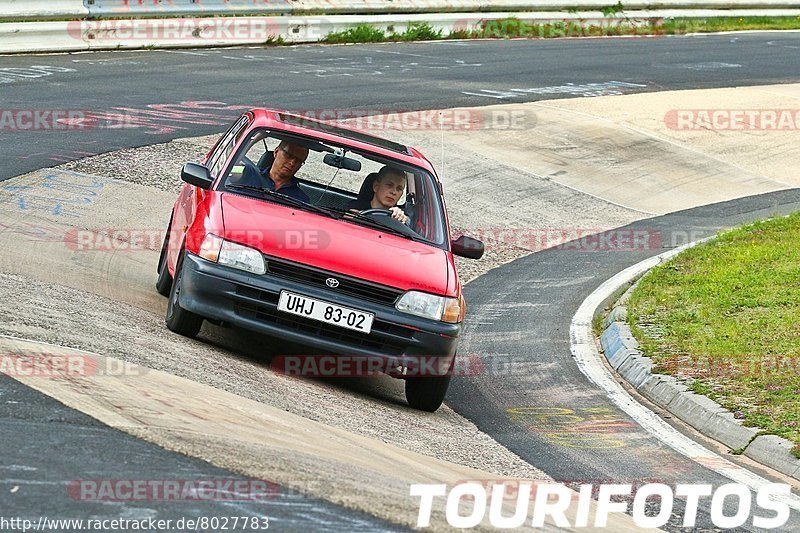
[[323, 153, 361, 172], [181, 163, 213, 190], [452, 235, 484, 259]]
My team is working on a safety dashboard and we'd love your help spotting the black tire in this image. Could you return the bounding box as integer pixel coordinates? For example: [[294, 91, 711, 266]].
[[165, 253, 203, 338], [155, 224, 173, 296], [405, 374, 451, 412]]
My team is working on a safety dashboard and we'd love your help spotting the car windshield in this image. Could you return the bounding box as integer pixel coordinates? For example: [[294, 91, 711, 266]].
[[221, 129, 447, 246]]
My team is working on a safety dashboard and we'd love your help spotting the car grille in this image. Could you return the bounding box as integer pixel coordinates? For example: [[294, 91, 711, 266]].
[[264, 256, 402, 306], [234, 287, 414, 356]]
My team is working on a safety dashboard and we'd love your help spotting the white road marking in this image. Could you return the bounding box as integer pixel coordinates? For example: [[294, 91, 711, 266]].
[[71, 59, 141, 64], [461, 89, 520, 99], [0, 66, 76, 85], [463, 81, 647, 99], [160, 49, 216, 56], [570, 240, 800, 511], [665, 62, 742, 70]]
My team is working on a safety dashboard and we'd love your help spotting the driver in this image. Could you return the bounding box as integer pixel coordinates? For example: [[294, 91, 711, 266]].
[[348, 166, 410, 224], [267, 141, 310, 202], [234, 140, 310, 203]]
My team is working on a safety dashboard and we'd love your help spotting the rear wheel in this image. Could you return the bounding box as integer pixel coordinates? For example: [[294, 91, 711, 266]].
[[155, 222, 173, 296], [165, 253, 203, 338], [405, 374, 451, 412]]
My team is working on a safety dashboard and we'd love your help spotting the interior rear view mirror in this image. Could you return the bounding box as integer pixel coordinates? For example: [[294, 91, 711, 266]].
[[323, 153, 361, 171]]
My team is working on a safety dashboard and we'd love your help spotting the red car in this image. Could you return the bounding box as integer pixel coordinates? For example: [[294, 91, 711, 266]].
[[156, 109, 483, 411]]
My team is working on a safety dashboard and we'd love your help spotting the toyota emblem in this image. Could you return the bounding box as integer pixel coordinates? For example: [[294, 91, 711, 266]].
[[325, 277, 340, 288]]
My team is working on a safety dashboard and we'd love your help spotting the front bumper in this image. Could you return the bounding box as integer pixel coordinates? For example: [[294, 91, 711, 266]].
[[177, 253, 460, 373]]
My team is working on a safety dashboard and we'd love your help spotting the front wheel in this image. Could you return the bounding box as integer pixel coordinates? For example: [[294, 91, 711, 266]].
[[165, 253, 203, 338], [405, 375, 451, 412]]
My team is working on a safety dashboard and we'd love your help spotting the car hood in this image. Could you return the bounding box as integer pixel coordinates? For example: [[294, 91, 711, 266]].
[[220, 193, 453, 294]]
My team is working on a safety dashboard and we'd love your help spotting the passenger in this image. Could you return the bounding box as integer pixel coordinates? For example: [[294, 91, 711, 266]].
[[235, 140, 310, 203], [348, 166, 410, 224]]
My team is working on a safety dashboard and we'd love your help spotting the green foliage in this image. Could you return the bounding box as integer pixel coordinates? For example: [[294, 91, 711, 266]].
[[447, 28, 473, 39], [396, 22, 442, 41], [592, 312, 605, 336], [324, 24, 385, 44], [264, 34, 285, 46], [324, 22, 441, 44], [601, 2, 626, 17]]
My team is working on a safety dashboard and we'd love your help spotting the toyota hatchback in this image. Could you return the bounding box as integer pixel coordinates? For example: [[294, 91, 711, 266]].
[[156, 109, 483, 411]]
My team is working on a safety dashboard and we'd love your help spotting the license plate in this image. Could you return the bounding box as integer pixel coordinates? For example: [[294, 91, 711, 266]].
[[277, 291, 374, 334]]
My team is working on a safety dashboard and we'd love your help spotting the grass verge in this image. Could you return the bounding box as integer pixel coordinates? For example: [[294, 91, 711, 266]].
[[662, 16, 800, 34], [626, 212, 800, 450], [322, 16, 800, 44]]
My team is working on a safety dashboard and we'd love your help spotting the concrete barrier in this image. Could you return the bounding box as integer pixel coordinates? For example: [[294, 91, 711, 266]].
[[0, 21, 86, 54], [2, 5, 800, 53], [2, 11, 656, 53]]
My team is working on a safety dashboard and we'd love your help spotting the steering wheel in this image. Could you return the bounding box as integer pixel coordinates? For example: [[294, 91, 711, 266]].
[[360, 208, 393, 216]]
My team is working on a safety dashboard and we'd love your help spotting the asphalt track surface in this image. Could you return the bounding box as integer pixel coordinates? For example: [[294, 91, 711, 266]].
[[449, 190, 800, 531], [2, 32, 800, 181], [2, 33, 800, 530], [0, 373, 402, 532]]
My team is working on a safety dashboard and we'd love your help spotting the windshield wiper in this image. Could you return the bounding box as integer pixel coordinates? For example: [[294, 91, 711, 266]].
[[225, 184, 339, 219], [329, 207, 418, 241]]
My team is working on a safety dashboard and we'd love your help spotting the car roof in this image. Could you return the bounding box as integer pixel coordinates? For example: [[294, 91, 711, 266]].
[[247, 108, 438, 177]]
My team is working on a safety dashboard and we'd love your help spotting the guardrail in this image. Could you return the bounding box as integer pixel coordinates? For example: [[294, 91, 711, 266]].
[[3, 8, 800, 54], [2, 0, 800, 21]]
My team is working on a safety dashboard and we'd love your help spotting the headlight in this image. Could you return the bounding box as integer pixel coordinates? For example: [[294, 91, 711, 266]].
[[395, 291, 465, 323], [198, 234, 266, 275]]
